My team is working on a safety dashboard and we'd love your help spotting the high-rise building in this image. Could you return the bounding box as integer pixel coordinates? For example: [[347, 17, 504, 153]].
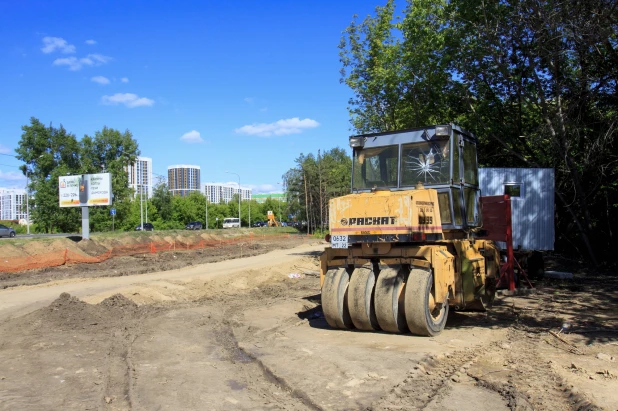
[[168, 165, 201, 196], [202, 182, 252, 204], [126, 156, 153, 199], [0, 189, 27, 221]]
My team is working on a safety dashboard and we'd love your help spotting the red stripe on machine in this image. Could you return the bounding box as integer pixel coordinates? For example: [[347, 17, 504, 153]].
[[331, 226, 442, 232]]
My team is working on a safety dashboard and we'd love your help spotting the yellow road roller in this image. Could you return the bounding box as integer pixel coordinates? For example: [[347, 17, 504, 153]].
[[320, 124, 500, 336]]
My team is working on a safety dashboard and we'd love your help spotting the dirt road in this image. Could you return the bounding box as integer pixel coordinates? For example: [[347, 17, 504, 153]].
[[0, 242, 616, 410]]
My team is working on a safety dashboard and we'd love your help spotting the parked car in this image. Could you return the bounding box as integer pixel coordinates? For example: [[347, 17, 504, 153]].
[[280, 222, 288, 227], [135, 223, 154, 231], [252, 221, 267, 227], [0, 224, 16, 238], [185, 221, 203, 230]]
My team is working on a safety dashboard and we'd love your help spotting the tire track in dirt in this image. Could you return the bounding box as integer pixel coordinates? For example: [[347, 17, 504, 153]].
[[370, 325, 603, 411], [214, 320, 322, 410], [100, 328, 135, 410]]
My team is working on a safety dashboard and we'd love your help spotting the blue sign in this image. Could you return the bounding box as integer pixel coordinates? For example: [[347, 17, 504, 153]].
[[110, 208, 116, 216]]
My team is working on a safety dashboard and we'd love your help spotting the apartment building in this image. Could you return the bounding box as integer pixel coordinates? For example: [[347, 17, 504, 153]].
[[0, 189, 27, 221], [168, 165, 201, 197], [126, 156, 153, 199], [202, 182, 252, 204]]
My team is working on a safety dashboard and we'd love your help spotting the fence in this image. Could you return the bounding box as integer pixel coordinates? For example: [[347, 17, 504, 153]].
[[0, 233, 309, 274]]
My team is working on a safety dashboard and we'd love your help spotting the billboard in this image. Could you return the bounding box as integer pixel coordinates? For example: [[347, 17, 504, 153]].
[[59, 173, 112, 207]]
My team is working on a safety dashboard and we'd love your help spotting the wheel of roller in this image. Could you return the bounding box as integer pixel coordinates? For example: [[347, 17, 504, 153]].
[[348, 264, 380, 331], [321, 267, 354, 329], [404, 268, 448, 336], [374, 265, 408, 333]]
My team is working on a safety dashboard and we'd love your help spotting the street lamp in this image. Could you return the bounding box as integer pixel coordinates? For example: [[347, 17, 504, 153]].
[[225, 171, 241, 227]]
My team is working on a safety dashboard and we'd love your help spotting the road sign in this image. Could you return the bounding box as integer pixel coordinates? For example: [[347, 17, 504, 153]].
[[110, 208, 116, 216]]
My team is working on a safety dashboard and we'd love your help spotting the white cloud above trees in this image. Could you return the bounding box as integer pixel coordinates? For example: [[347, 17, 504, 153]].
[[234, 117, 319, 137], [101, 93, 154, 108]]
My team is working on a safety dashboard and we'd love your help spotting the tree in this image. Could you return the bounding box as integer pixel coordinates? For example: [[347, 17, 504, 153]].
[[451, 0, 618, 264], [339, 0, 460, 133], [339, 0, 618, 263], [151, 178, 173, 223], [284, 148, 352, 233], [81, 127, 139, 232], [15, 118, 141, 233], [15, 118, 81, 233]]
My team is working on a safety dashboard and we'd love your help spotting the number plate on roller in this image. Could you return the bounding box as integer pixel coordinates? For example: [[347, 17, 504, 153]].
[[331, 235, 349, 249]]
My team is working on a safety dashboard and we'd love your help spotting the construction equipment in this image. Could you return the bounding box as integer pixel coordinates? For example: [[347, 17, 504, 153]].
[[320, 124, 500, 336], [267, 211, 280, 227]]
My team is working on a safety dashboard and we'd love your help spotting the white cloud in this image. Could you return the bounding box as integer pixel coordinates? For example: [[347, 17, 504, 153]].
[[0, 170, 25, 182], [41, 37, 76, 54], [235, 117, 319, 137], [121, 77, 129, 83], [247, 184, 281, 194], [85, 39, 97, 45], [91, 76, 110, 85], [0, 144, 11, 154], [53, 53, 112, 71], [101, 93, 154, 108], [180, 130, 204, 143]]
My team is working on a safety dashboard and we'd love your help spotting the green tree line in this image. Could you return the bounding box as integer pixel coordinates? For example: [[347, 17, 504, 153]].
[[338, 0, 618, 264], [15, 118, 291, 232], [282, 148, 352, 234]]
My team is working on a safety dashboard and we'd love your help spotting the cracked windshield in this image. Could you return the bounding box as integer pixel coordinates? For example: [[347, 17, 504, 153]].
[[401, 140, 450, 185]]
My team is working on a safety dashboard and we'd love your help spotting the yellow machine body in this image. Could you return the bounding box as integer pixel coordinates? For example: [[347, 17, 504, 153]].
[[319, 125, 500, 336]]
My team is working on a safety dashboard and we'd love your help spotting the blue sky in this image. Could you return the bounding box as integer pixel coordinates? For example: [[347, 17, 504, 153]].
[[0, 0, 383, 193]]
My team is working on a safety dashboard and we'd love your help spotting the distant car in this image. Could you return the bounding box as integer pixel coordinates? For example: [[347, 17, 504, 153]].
[[0, 224, 16, 238], [280, 222, 288, 227], [252, 221, 266, 227], [185, 221, 203, 230], [135, 223, 154, 231]]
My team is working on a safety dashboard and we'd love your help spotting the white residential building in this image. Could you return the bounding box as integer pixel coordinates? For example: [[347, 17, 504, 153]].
[[202, 182, 252, 204], [127, 156, 153, 199], [0, 189, 27, 221]]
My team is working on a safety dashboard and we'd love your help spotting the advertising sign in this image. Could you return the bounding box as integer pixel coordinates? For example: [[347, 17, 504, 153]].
[[59, 173, 112, 207]]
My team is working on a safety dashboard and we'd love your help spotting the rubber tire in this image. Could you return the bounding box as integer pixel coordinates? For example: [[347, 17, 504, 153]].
[[405, 268, 448, 336], [322, 267, 354, 329], [348, 265, 380, 331], [374, 266, 408, 333], [9, 232, 16, 238]]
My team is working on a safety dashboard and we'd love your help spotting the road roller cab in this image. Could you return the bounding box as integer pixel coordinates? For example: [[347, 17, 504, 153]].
[[320, 124, 499, 336]]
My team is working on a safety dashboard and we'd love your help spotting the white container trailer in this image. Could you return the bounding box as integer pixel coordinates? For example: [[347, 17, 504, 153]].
[[479, 168, 555, 251]]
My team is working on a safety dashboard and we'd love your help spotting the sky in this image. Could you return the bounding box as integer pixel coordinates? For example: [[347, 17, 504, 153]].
[[0, 0, 383, 193]]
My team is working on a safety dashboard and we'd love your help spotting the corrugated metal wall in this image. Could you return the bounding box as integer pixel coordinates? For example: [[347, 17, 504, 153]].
[[479, 168, 555, 250]]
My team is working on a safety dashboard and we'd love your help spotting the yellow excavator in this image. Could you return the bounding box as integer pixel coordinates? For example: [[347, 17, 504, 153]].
[[320, 124, 500, 336], [267, 210, 280, 227]]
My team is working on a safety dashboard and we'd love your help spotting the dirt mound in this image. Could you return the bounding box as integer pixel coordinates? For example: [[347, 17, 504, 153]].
[[99, 293, 141, 319], [75, 239, 110, 256], [42, 292, 105, 330], [36, 292, 157, 332]]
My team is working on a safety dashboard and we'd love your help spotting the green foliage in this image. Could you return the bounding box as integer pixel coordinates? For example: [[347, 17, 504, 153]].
[[15, 118, 139, 233], [339, 0, 618, 263], [283, 148, 352, 233]]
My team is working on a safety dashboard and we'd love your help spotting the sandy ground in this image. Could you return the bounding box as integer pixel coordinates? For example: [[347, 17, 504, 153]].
[[0, 239, 617, 410]]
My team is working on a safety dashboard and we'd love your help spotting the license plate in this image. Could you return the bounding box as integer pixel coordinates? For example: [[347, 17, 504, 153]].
[[331, 235, 349, 249]]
